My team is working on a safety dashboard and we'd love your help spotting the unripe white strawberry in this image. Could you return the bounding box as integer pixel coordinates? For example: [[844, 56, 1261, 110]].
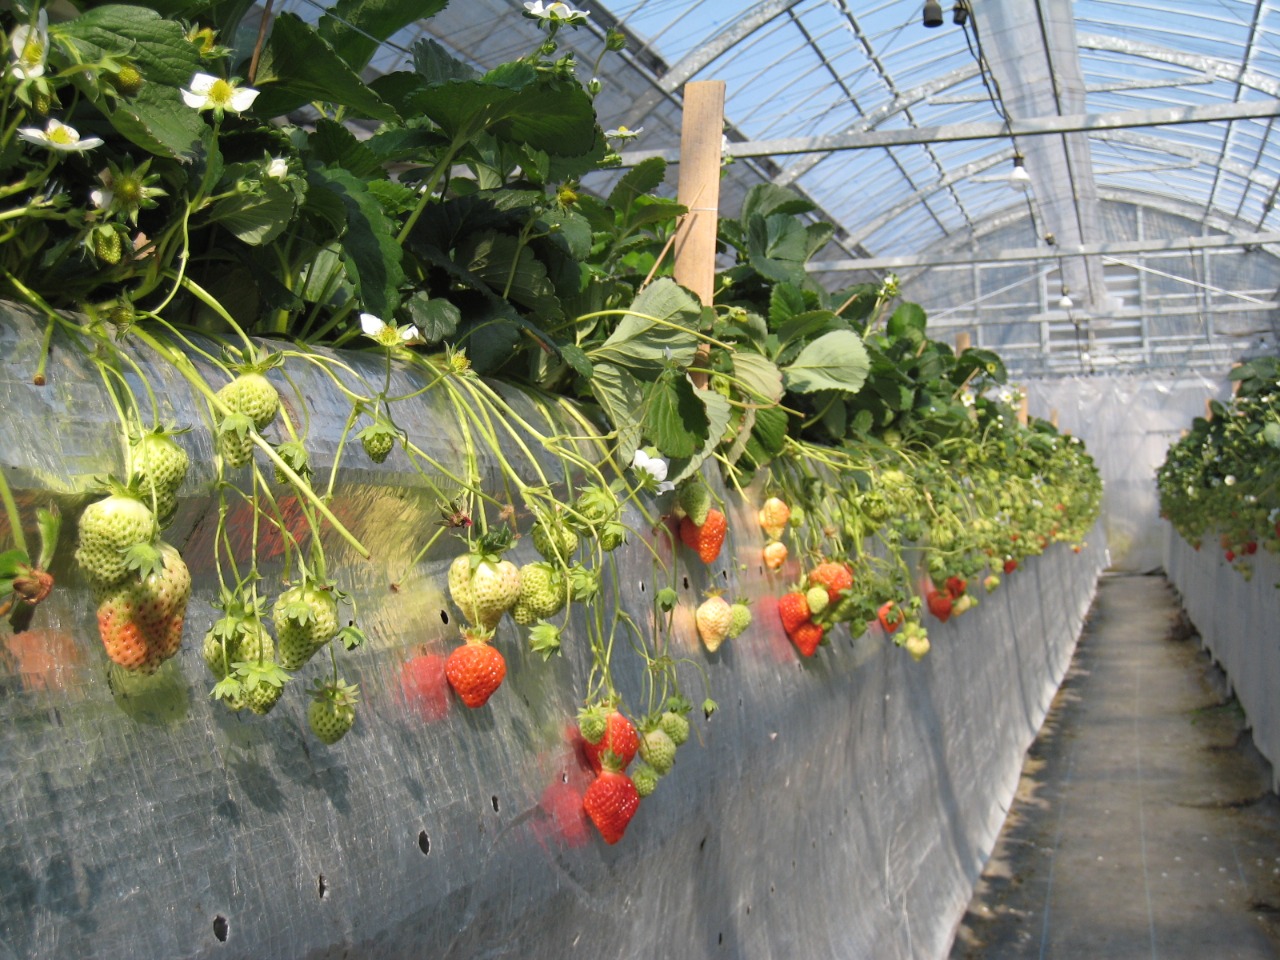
[[450, 553, 520, 628], [511, 562, 565, 625], [639, 727, 677, 775], [274, 582, 339, 670], [76, 493, 158, 586], [217, 372, 279, 429], [659, 710, 690, 746], [695, 595, 733, 652]]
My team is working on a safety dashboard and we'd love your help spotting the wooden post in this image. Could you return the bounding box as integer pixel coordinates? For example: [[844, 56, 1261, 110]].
[[1050, 408, 1059, 429], [1018, 394, 1029, 427], [1205, 397, 1214, 420], [954, 331, 971, 354], [673, 80, 725, 388]]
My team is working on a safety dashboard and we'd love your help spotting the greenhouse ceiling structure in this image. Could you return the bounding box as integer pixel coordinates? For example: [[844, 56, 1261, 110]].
[[273, 0, 1280, 377]]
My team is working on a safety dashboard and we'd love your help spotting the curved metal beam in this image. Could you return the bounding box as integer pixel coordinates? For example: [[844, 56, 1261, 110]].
[[621, 0, 807, 128]]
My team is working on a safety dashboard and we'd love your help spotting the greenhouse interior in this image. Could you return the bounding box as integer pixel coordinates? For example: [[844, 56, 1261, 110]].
[[2, 0, 1280, 956]]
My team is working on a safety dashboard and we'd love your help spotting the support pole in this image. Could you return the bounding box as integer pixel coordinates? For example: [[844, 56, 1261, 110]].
[[954, 332, 971, 353], [673, 80, 725, 388]]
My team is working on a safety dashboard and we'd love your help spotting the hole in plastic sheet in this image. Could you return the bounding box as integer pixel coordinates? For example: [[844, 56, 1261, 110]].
[[721, 569, 728, 581], [491, 795, 500, 813], [770, 884, 776, 895], [440, 610, 449, 625], [213, 916, 229, 942], [318, 875, 327, 900], [718, 932, 723, 945], [682, 576, 689, 590], [418, 830, 431, 855], [699, 836, 707, 851], [561, 772, 568, 783], [639, 580, 646, 592]]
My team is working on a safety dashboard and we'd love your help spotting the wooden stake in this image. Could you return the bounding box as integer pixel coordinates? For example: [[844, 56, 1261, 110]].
[[1018, 394, 1029, 427], [673, 81, 725, 388], [1205, 397, 1214, 420], [954, 331, 971, 354], [1050, 408, 1059, 429]]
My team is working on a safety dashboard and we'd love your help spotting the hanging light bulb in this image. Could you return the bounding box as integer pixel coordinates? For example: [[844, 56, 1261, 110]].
[[1009, 154, 1031, 191], [923, 0, 944, 27], [1058, 287, 1074, 311], [953, 1, 970, 25]]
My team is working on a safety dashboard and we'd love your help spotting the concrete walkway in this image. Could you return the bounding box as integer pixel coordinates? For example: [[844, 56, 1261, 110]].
[[949, 574, 1280, 960]]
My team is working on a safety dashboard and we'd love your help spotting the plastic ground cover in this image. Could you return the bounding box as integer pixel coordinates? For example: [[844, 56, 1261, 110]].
[[0, 304, 1105, 958]]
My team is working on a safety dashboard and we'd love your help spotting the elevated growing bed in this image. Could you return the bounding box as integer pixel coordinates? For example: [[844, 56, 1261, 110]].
[[1165, 531, 1280, 792], [0, 306, 1105, 958]]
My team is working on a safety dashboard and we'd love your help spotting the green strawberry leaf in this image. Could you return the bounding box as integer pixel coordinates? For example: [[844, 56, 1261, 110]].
[[335, 625, 366, 651], [124, 542, 164, 579], [527, 622, 562, 660], [35, 506, 60, 571], [782, 330, 870, 395], [281, 598, 317, 624], [234, 661, 289, 689], [656, 587, 678, 611], [218, 411, 254, 438], [0, 550, 29, 580], [0, 577, 16, 597], [211, 675, 243, 702], [702, 698, 718, 719]]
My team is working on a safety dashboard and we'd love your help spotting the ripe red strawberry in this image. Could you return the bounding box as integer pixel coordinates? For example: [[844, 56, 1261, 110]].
[[877, 600, 903, 634], [790, 621, 825, 657], [777, 591, 812, 635], [445, 633, 507, 708], [807, 562, 853, 603], [583, 767, 641, 845], [926, 589, 953, 623], [679, 509, 727, 564], [582, 709, 640, 772], [1003, 558, 1018, 574], [400, 652, 450, 722], [1225, 549, 1236, 562], [944, 576, 967, 599], [1245, 541, 1259, 556], [763, 540, 788, 571]]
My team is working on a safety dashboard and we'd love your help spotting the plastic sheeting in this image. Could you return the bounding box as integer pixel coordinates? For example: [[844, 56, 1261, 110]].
[[0, 304, 1107, 959], [1023, 373, 1230, 572], [1165, 530, 1280, 793]]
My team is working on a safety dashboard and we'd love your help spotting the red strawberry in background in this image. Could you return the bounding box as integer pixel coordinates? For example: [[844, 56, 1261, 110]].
[[583, 765, 641, 845], [926, 589, 953, 623], [790, 621, 825, 657], [777, 591, 812, 636], [581, 708, 640, 772], [807, 562, 853, 603], [944, 576, 967, 599], [877, 600, 903, 634], [400, 652, 450, 722], [679, 509, 727, 564], [1003, 558, 1019, 574]]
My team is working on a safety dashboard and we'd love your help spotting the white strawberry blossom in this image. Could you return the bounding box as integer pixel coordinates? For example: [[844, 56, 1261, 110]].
[[523, 1, 589, 22], [605, 124, 643, 141], [9, 10, 47, 80], [360, 312, 421, 348], [631, 448, 674, 493], [266, 156, 289, 180], [17, 118, 104, 152], [181, 73, 259, 114]]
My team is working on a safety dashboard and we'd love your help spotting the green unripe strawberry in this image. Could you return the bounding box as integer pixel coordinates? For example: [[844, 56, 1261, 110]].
[[574, 485, 617, 523], [598, 520, 627, 552], [76, 493, 158, 586], [531, 521, 577, 562], [726, 602, 752, 639], [659, 710, 690, 746], [805, 585, 830, 616], [202, 617, 273, 680], [677, 478, 712, 526], [631, 761, 660, 798], [111, 64, 144, 96], [273, 582, 339, 670], [244, 679, 284, 715], [511, 562, 565, 625], [577, 705, 607, 744], [357, 422, 396, 463], [217, 372, 279, 430], [639, 727, 677, 775], [132, 431, 189, 494], [308, 679, 358, 744], [93, 229, 123, 265], [32, 91, 52, 116]]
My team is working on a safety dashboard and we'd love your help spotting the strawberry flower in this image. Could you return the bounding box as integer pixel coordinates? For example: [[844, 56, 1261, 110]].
[[359, 312, 421, 348], [631, 448, 674, 494], [605, 125, 643, 142], [17, 118, 104, 152], [9, 10, 47, 80], [523, 1, 590, 24], [181, 72, 259, 115]]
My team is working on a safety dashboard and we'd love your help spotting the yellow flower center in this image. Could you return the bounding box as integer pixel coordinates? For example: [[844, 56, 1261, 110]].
[[116, 176, 144, 205], [20, 36, 44, 67], [47, 125, 74, 145], [209, 79, 234, 106]]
